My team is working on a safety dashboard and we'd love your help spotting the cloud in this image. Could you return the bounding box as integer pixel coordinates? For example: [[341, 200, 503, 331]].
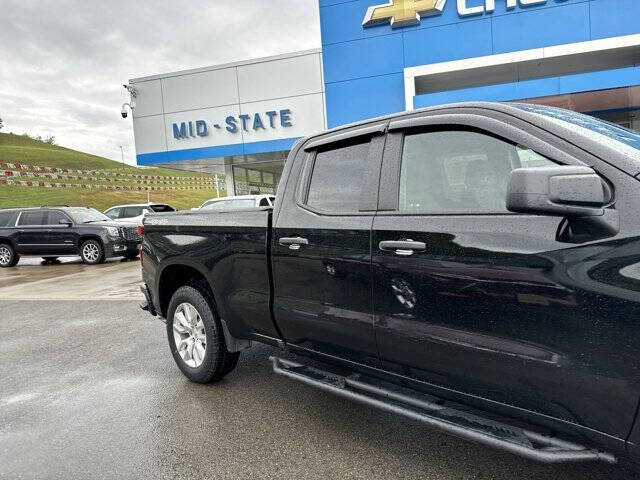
[[0, 0, 320, 164]]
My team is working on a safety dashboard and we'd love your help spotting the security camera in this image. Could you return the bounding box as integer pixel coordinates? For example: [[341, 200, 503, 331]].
[[121, 102, 131, 119]]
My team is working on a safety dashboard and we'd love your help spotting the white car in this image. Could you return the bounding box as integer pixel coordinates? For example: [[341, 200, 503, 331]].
[[104, 203, 175, 224], [197, 195, 275, 211]]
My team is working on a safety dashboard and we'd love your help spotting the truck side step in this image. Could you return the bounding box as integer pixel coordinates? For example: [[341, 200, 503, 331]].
[[269, 356, 616, 465]]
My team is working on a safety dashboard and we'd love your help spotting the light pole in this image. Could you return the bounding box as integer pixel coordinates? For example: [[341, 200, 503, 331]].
[[119, 145, 125, 172]]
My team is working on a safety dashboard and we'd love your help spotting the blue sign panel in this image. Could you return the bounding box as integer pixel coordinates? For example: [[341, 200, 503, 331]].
[[319, 0, 640, 128]]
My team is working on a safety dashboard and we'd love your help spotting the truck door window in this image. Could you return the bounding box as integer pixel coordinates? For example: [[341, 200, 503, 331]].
[[306, 140, 370, 213], [399, 130, 555, 214]]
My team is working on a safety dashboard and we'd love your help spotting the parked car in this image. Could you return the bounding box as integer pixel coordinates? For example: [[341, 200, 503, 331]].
[[196, 195, 275, 211], [104, 203, 175, 224], [0, 206, 141, 267], [139, 102, 640, 467]]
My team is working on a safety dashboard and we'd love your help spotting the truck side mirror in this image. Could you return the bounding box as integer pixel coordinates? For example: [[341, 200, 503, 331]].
[[59, 219, 73, 227], [506, 166, 611, 217]]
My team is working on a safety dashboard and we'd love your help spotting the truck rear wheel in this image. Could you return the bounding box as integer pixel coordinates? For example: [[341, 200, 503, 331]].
[[166, 284, 240, 383]]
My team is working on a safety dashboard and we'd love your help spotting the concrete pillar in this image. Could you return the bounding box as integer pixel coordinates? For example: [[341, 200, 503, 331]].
[[224, 164, 234, 197]]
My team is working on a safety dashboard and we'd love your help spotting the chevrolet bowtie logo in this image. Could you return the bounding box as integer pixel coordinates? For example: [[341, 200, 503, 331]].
[[362, 0, 446, 28]]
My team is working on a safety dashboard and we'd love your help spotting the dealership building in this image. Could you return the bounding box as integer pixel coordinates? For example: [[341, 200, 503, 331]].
[[128, 0, 640, 194]]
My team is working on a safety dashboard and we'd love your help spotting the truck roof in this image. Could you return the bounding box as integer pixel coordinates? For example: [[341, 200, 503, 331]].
[[298, 101, 640, 178]]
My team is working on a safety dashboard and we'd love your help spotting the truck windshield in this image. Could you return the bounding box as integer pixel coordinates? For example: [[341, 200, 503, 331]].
[[67, 208, 111, 223], [514, 104, 640, 162]]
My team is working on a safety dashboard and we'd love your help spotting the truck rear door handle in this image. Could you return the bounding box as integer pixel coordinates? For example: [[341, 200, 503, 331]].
[[379, 240, 426, 256], [279, 237, 309, 250]]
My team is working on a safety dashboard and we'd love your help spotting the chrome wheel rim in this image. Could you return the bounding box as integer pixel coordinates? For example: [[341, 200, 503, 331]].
[[173, 302, 207, 368], [82, 243, 99, 262], [0, 246, 11, 266]]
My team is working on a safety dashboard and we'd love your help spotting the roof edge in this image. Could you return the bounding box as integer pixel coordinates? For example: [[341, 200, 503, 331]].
[[129, 48, 322, 84]]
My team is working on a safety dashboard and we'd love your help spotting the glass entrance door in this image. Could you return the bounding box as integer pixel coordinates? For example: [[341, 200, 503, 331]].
[[233, 161, 284, 195]]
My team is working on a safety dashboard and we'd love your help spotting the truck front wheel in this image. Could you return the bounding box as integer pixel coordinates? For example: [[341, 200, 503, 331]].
[[166, 284, 240, 383]]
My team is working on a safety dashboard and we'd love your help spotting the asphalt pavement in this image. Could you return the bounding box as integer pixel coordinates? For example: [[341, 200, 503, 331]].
[[0, 262, 637, 479], [0, 256, 143, 300]]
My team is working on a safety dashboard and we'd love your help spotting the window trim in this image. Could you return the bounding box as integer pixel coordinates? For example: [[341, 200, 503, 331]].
[[378, 112, 592, 216], [303, 123, 386, 151], [296, 133, 386, 217]]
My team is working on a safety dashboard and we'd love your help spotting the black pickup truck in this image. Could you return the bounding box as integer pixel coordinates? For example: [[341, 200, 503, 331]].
[[140, 102, 640, 466]]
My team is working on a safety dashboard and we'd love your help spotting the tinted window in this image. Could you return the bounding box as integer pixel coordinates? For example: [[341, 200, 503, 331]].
[[306, 141, 370, 213], [259, 198, 270, 207], [105, 208, 120, 219], [122, 207, 144, 218], [47, 211, 71, 225], [399, 130, 556, 213], [18, 210, 46, 225], [0, 212, 16, 227], [149, 204, 174, 212]]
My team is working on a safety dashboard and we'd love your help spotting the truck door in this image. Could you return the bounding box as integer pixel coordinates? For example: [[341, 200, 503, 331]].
[[271, 126, 385, 367], [371, 114, 640, 439]]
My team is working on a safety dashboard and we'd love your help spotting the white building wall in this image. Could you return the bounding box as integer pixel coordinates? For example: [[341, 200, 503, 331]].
[[130, 49, 325, 158]]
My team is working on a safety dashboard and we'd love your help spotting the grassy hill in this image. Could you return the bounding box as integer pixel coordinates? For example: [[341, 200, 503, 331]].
[[0, 132, 224, 210], [0, 132, 125, 170]]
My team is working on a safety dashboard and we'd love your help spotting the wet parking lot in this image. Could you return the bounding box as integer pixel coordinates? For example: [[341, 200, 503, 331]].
[[0, 259, 637, 479]]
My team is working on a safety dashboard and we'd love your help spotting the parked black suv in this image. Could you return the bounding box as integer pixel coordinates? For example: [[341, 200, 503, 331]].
[[0, 206, 141, 267]]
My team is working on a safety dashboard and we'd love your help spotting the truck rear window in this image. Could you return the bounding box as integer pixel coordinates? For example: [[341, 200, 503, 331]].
[[306, 141, 370, 213], [150, 205, 175, 212]]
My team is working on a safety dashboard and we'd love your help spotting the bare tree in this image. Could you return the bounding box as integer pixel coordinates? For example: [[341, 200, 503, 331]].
[[0, 117, 3, 131], [45, 135, 56, 145]]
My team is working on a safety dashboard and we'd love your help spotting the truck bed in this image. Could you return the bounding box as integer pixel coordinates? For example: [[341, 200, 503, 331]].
[[142, 207, 279, 341]]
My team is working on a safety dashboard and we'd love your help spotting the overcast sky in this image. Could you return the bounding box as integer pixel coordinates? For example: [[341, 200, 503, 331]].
[[0, 1, 321, 164]]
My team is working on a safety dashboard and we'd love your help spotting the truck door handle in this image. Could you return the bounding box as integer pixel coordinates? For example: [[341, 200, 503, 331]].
[[279, 237, 309, 250], [379, 240, 426, 256]]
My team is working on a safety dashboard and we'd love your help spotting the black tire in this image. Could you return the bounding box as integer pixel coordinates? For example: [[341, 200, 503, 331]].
[[166, 284, 240, 383], [124, 253, 139, 260], [0, 243, 19, 268], [80, 239, 105, 265]]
